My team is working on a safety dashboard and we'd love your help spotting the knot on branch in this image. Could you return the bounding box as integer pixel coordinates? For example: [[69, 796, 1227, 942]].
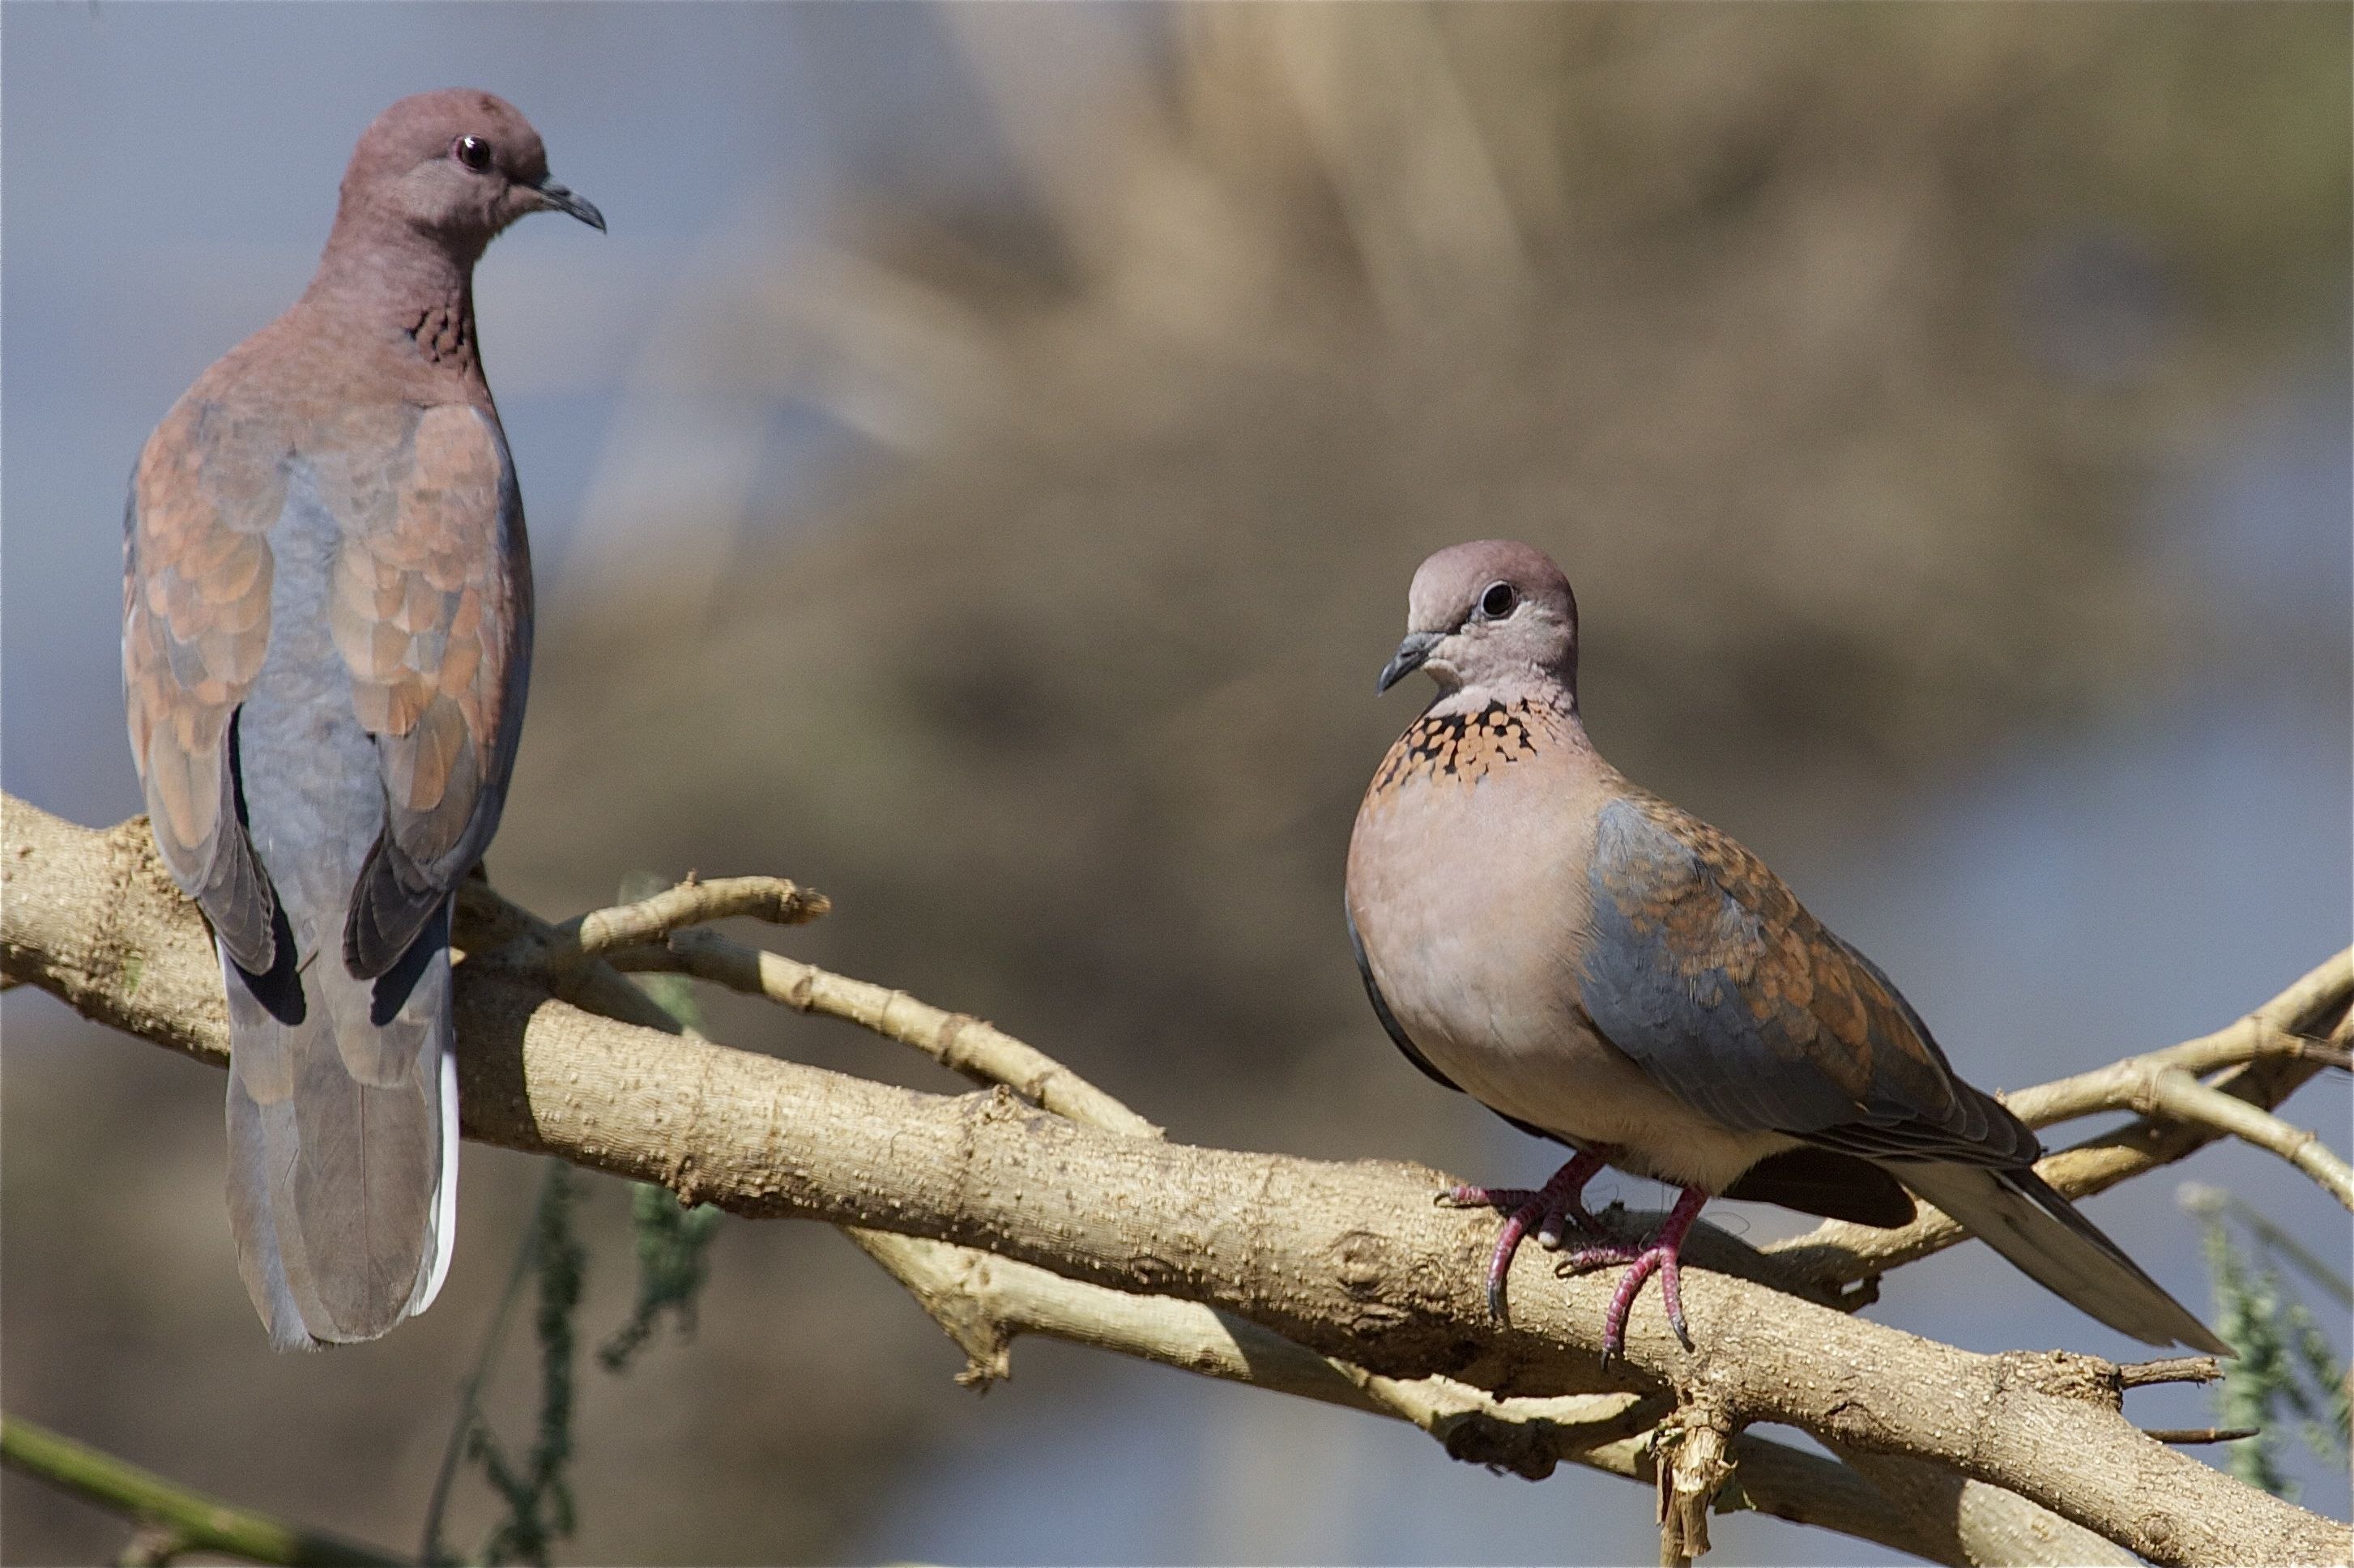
[[2000, 1349, 2125, 1410]]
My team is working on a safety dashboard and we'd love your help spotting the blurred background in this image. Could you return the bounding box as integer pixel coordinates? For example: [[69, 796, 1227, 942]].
[[4, 4, 2348, 1562]]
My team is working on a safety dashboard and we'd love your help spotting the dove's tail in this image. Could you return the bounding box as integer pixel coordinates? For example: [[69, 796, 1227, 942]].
[[1900, 1161, 2232, 1357], [222, 899, 458, 1350]]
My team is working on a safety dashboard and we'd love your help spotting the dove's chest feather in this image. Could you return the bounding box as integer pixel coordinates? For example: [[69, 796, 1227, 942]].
[[1346, 700, 1792, 1188]]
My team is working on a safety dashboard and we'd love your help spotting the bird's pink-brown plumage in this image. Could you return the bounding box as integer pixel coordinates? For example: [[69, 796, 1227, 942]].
[[1345, 539, 2229, 1357], [124, 89, 599, 1347]]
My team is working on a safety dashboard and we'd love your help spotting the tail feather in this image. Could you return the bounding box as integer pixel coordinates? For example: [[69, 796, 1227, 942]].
[[1901, 1162, 2232, 1356], [220, 904, 457, 1348]]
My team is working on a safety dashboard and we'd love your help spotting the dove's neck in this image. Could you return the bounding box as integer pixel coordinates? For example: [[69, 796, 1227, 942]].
[[299, 217, 488, 391], [1426, 669, 1581, 727]]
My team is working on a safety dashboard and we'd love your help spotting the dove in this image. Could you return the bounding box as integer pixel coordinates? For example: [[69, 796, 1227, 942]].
[[122, 90, 602, 1347], [1345, 539, 2230, 1358]]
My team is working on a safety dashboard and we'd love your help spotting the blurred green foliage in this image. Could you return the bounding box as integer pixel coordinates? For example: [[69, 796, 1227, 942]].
[[2183, 1182, 2352, 1501]]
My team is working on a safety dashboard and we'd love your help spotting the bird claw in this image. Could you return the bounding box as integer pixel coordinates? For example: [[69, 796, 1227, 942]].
[[1554, 1186, 1709, 1358], [1444, 1153, 1612, 1323]]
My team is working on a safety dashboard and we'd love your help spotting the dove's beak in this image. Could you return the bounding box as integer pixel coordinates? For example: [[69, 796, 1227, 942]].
[[1378, 631, 1444, 693], [530, 178, 605, 232]]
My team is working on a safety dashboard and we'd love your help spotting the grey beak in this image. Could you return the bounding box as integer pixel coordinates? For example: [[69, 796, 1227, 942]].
[[1378, 631, 1443, 693], [531, 178, 606, 232]]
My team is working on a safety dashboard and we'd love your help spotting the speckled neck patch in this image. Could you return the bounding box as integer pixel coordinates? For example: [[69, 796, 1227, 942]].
[[1372, 698, 1568, 792], [407, 304, 478, 377]]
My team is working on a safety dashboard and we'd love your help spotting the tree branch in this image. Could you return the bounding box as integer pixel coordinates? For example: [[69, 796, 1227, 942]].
[[2, 1412, 408, 1567], [612, 926, 1163, 1138], [7, 797, 2347, 1568], [521, 874, 831, 967], [2138, 1067, 2353, 1210]]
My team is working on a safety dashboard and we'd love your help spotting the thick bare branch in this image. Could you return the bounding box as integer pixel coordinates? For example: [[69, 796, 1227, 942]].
[[843, 1229, 2131, 1566], [7, 798, 2346, 1568]]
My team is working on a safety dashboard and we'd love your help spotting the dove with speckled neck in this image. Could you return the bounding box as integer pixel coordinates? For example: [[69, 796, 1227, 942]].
[[1345, 539, 2229, 1358]]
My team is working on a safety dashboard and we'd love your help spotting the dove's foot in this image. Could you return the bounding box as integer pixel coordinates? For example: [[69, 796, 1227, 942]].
[[1556, 1184, 1709, 1360], [1439, 1148, 1611, 1320]]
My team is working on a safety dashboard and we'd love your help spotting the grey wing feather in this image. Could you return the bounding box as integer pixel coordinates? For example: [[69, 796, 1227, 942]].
[[122, 416, 284, 974], [1581, 797, 2226, 1351], [1579, 795, 2039, 1167]]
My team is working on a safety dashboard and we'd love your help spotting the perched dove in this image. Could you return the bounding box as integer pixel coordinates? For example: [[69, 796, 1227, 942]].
[[1345, 539, 2230, 1358], [123, 91, 602, 1348]]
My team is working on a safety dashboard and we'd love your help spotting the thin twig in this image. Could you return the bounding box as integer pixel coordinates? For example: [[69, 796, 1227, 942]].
[[2, 1413, 407, 1567], [620, 927, 1162, 1138], [2143, 1427, 2262, 1445], [2139, 1067, 2353, 1211], [2116, 1356, 2225, 1389], [2011, 952, 2354, 1127], [508, 875, 829, 973]]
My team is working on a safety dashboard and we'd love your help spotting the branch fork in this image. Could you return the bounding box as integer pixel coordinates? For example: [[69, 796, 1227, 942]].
[[6, 796, 2349, 1568]]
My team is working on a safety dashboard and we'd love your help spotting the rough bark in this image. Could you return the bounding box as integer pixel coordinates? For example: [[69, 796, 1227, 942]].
[[6, 797, 2347, 1568]]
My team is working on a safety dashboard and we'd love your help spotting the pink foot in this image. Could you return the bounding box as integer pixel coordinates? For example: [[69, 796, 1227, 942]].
[[1555, 1185, 1709, 1359], [1438, 1148, 1610, 1319]]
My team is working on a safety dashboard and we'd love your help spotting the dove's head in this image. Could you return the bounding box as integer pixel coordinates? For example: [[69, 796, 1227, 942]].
[[335, 89, 603, 260], [1379, 539, 1580, 702]]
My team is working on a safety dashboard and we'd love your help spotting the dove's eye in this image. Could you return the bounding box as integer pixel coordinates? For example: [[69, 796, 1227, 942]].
[[1478, 581, 1519, 620], [453, 136, 493, 172]]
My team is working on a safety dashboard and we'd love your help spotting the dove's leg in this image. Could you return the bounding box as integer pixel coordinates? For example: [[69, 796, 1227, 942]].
[[1440, 1148, 1612, 1319], [1556, 1184, 1711, 1359]]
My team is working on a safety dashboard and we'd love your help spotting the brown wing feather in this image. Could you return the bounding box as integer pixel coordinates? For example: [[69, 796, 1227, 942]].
[[124, 398, 286, 971], [326, 403, 529, 976], [1612, 791, 2037, 1165]]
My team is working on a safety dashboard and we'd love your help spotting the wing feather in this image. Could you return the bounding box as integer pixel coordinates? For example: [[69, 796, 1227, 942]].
[[123, 398, 285, 973], [1580, 791, 2040, 1168], [327, 403, 531, 978]]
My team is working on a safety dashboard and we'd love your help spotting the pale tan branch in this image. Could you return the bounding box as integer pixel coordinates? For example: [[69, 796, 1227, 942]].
[[451, 880, 700, 1040], [486, 856, 1563, 1528], [8, 797, 2346, 1568], [843, 1229, 2112, 1567], [2013, 952, 2351, 1127], [2146, 1427, 2262, 1445], [2138, 1067, 2354, 1211], [2040, 952, 2354, 1092], [496, 874, 829, 974], [633, 906, 1860, 1537], [616, 925, 1162, 1140]]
